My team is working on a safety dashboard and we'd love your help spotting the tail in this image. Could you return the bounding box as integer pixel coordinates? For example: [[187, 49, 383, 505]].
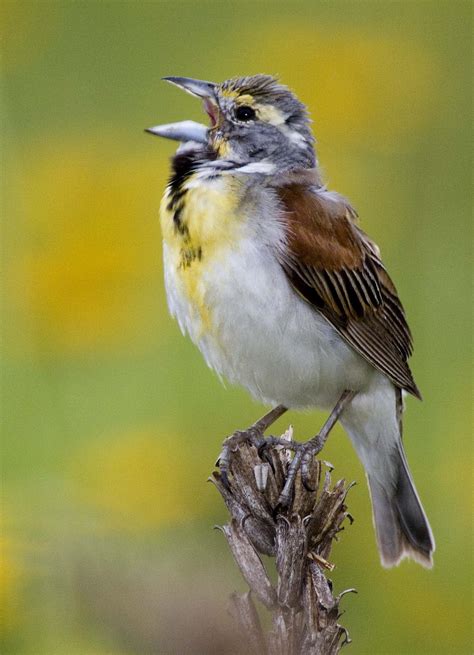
[[366, 441, 435, 568], [341, 379, 435, 568]]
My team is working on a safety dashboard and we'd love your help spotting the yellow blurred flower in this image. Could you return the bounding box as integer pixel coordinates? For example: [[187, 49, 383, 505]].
[[72, 428, 215, 531], [6, 140, 169, 355], [238, 23, 439, 151], [0, 523, 23, 635]]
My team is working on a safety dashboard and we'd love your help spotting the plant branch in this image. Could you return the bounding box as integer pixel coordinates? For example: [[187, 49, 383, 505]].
[[211, 427, 356, 655]]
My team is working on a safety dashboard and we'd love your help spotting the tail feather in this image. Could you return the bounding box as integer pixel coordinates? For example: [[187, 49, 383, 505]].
[[341, 378, 435, 568], [368, 442, 435, 568]]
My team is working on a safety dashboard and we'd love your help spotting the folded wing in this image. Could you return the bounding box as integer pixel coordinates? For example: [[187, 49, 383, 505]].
[[275, 177, 420, 398]]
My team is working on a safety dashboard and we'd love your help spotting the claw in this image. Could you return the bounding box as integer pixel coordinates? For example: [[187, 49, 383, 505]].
[[301, 451, 317, 492], [276, 485, 294, 511], [256, 440, 276, 474], [216, 426, 266, 492], [262, 451, 276, 473], [218, 443, 233, 490], [220, 467, 231, 491], [302, 478, 317, 493], [215, 407, 288, 490], [272, 502, 284, 519]]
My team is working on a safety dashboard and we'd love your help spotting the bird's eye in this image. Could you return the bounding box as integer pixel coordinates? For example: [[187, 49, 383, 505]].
[[235, 105, 256, 122]]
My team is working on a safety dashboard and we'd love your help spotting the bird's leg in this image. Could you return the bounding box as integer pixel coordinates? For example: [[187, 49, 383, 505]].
[[217, 404, 288, 489], [277, 390, 356, 508]]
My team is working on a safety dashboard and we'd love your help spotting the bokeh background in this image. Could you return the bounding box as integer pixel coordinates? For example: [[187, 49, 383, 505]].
[[1, 2, 472, 653]]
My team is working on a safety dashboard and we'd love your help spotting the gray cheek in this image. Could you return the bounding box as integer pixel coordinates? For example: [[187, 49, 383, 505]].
[[242, 126, 284, 157]]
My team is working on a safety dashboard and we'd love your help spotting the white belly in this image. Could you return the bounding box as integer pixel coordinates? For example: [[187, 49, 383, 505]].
[[163, 232, 375, 409]]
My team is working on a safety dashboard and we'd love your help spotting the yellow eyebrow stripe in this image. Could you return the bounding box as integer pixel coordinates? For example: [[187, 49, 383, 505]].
[[235, 94, 255, 105], [232, 93, 288, 126]]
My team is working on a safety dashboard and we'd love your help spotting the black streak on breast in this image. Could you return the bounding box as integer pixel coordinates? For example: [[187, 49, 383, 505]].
[[167, 148, 217, 239], [166, 148, 217, 269]]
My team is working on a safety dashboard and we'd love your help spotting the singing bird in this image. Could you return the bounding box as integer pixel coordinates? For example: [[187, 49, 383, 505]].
[[147, 75, 434, 568]]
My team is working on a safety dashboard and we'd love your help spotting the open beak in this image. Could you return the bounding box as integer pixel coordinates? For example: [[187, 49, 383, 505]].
[[146, 76, 219, 144], [145, 120, 209, 143]]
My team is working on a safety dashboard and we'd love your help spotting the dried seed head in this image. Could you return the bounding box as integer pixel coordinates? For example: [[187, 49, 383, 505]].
[[220, 520, 277, 609], [213, 428, 355, 654]]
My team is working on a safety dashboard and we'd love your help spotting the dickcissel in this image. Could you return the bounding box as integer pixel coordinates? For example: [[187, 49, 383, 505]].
[[147, 75, 434, 568]]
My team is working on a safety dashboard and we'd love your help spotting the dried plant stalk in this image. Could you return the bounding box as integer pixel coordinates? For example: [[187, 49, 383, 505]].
[[211, 428, 355, 655]]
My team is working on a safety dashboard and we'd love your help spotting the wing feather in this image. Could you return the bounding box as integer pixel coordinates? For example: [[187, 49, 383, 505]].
[[275, 178, 421, 398]]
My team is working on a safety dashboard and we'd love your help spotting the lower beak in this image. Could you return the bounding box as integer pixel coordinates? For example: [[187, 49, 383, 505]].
[[145, 120, 208, 144], [145, 76, 219, 143]]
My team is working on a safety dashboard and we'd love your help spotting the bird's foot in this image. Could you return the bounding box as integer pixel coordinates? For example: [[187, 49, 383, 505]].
[[274, 435, 325, 509], [217, 427, 266, 490], [274, 390, 355, 508], [216, 405, 288, 490], [217, 430, 324, 503]]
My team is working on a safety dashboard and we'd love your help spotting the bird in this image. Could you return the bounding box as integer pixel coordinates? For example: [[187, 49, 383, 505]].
[[146, 74, 435, 568]]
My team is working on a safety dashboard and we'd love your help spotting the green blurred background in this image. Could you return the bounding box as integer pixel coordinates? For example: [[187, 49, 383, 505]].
[[1, 1, 472, 653]]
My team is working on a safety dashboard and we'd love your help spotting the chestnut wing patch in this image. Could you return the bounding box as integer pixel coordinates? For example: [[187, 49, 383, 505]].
[[276, 182, 420, 398]]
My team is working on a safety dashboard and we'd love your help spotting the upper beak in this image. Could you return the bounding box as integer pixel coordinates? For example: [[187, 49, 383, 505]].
[[145, 76, 219, 143], [162, 76, 216, 99]]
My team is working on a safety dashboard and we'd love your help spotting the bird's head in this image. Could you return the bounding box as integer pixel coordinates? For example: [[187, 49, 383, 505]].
[[147, 75, 316, 170]]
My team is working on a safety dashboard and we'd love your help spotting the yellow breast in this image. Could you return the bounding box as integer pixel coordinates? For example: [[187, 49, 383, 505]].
[[160, 173, 244, 334]]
